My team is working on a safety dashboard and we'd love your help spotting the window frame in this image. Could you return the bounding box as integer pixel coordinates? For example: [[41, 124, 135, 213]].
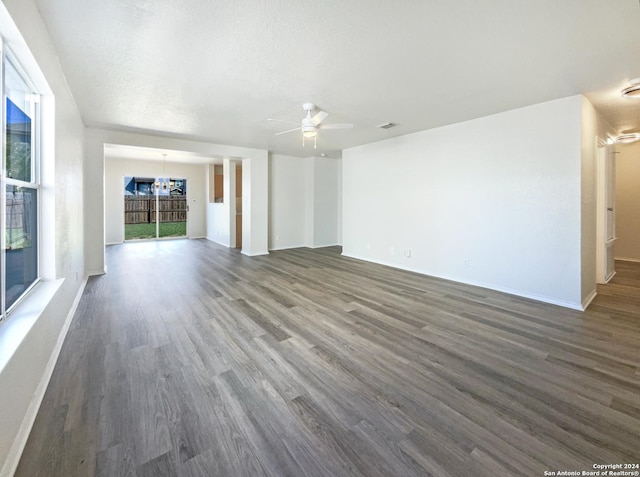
[[0, 44, 42, 321]]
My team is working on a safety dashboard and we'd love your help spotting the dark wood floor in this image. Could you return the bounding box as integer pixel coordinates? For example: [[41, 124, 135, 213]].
[[16, 240, 640, 476]]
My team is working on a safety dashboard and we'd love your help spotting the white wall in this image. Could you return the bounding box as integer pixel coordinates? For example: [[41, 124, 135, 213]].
[[226, 158, 237, 248], [269, 154, 307, 250], [337, 158, 343, 244], [242, 154, 269, 256], [105, 158, 207, 243], [312, 156, 341, 247], [343, 96, 585, 309], [304, 157, 315, 246], [615, 141, 640, 261], [207, 202, 230, 246], [268, 154, 341, 250], [0, 1, 86, 475]]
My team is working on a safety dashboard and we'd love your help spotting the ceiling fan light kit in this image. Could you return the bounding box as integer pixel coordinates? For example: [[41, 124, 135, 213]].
[[621, 78, 640, 98], [302, 126, 317, 138]]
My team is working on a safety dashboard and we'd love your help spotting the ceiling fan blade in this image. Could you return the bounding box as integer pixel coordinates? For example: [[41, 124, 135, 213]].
[[312, 110, 328, 125], [318, 123, 353, 130], [275, 126, 302, 136], [267, 118, 300, 126]]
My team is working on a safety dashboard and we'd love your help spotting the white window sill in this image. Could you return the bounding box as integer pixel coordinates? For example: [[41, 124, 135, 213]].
[[0, 279, 64, 375]]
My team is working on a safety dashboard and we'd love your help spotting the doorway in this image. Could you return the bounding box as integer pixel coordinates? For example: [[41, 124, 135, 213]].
[[596, 141, 616, 283], [124, 176, 188, 240]]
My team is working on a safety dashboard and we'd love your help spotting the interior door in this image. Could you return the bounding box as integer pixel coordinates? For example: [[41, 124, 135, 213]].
[[596, 143, 616, 283], [604, 148, 616, 280]]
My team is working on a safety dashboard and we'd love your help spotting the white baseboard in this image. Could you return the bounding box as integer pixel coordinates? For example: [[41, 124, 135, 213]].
[[0, 276, 88, 477], [269, 243, 306, 251], [341, 251, 584, 311], [307, 243, 341, 249], [241, 250, 269, 257], [87, 268, 106, 276], [615, 257, 640, 263], [270, 244, 341, 251], [581, 289, 597, 310], [205, 236, 229, 247]]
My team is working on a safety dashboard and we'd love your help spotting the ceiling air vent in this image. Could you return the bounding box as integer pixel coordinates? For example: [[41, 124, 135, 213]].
[[377, 122, 397, 129]]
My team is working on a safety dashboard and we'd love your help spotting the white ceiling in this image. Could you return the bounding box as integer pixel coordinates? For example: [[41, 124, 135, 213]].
[[35, 0, 640, 158]]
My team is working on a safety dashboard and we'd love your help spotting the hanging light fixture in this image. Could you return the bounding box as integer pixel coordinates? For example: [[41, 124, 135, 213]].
[[302, 128, 317, 149], [301, 107, 318, 148], [162, 153, 168, 191], [622, 78, 640, 98], [302, 127, 317, 139], [155, 153, 169, 190]]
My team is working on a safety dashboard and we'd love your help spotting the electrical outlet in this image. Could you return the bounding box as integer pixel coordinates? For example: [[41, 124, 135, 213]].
[[464, 259, 469, 268], [404, 249, 411, 258]]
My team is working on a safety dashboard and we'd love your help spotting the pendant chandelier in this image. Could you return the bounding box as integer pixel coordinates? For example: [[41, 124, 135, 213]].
[[155, 153, 168, 191]]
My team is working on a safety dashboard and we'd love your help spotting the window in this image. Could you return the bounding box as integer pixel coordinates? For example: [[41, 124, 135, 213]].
[[1, 50, 41, 319]]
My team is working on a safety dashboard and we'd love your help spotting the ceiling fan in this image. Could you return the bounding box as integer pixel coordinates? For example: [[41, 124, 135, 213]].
[[268, 103, 353, 148]]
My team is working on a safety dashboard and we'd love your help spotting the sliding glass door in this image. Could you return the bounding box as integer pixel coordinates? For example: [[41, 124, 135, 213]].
[[124, 176, 187, 240]]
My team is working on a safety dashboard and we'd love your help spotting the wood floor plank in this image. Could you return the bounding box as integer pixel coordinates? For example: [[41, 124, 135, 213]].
[[14, 240, 640, 476]]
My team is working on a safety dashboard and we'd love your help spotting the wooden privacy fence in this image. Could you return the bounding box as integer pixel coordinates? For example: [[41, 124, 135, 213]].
[[124, 196, 187, 224], [6, 193, 29, 229]]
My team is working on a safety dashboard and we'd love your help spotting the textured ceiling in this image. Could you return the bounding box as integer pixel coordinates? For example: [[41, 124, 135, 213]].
[[35, 0, 640, 158]]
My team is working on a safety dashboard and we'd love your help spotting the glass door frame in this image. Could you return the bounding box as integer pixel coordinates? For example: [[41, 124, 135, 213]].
[[123, 175, 188, 241]]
